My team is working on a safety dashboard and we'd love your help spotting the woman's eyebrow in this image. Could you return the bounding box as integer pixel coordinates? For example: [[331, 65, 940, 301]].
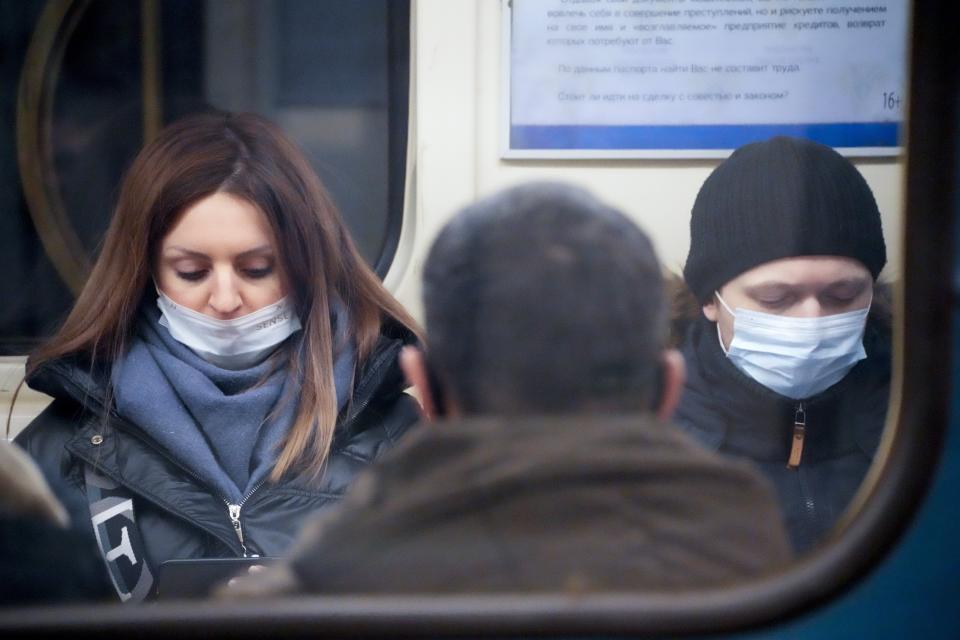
[[163, 246, 208, 258], [235, 245, 273, 259], [162, 245, 273, 259]]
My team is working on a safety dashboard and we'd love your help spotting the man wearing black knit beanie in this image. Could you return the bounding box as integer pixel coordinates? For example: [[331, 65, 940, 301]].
[[674, 136, 891, 553]]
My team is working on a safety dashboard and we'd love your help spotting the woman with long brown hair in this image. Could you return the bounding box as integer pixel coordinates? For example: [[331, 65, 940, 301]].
[[16, 112, 422, 601]]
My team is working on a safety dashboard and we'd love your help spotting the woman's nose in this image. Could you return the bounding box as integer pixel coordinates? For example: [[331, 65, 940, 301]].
[[208, 271, 243, 318]]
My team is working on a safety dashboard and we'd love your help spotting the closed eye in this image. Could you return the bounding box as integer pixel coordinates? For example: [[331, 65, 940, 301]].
[[176, 270, 208, 282], [745, 284, 796, 310], [824, 294, 858, 304], [754, 295, 793, 310], [243, 266, 274, 279]]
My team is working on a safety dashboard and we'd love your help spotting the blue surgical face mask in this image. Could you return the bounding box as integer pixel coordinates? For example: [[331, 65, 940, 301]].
[[715, 292, 870, 400]]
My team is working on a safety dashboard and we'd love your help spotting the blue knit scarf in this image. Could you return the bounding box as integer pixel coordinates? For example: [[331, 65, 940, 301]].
[[111, 307, 356, 504]]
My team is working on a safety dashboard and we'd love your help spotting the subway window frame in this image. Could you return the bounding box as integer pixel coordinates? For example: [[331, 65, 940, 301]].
[[0, 2, 957, 637]]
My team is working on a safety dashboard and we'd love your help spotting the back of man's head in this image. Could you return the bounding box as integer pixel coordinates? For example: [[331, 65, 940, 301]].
[[422, 182, 667, 416]]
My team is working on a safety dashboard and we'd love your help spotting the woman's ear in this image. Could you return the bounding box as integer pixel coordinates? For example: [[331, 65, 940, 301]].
[[656, 349, 686, 422], [399, 346, 439, 422]]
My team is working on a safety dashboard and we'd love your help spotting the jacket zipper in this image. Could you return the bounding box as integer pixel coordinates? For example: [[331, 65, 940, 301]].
[[223, 480, 267, 557], [222, 350, 396, 552], [90, 412, 264, 556], [787, 402, 818, 529], [59, 338, 402, 556], [787, 402, 806, 469]]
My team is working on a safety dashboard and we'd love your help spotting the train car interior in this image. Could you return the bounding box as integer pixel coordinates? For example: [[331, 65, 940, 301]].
[[0, 0, 957, 637]]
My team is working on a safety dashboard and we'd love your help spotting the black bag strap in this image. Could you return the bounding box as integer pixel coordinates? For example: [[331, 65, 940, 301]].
[[85, 464, 154, 602]]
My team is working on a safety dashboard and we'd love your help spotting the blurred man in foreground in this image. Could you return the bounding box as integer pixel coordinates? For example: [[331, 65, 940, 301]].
[[228, 182, 792, 596]]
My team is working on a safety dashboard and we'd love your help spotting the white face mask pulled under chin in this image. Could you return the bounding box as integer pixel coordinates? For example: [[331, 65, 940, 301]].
[[715, 292, 870, 400], [156, 290, 302, 370]]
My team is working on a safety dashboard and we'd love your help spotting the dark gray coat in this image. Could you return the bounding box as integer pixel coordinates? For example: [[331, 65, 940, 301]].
[[278, 414, 793, 594]]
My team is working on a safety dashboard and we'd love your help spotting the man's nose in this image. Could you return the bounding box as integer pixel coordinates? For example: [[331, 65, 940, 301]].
[[797, 297, 824, 318]]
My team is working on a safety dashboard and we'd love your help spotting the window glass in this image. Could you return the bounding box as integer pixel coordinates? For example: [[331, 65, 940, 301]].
[[4, 0, 951, 635], [0, 0, 408, 353], [495, 0, 907, 557]]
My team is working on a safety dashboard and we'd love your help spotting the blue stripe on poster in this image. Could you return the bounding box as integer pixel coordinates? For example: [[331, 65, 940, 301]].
[[509, 123, 900, 150]]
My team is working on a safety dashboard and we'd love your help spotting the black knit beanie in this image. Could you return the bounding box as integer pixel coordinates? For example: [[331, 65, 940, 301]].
[[683, 136, 886, 302]]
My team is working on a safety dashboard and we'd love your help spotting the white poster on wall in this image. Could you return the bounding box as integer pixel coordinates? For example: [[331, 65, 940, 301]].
[[503, 0, 908, 158]]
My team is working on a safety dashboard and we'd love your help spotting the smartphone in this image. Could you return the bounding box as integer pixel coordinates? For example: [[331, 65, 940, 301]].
[[154, 557, 280, 600]]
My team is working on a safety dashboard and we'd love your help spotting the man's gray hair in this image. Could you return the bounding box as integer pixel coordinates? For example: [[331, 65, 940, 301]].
[[422, 182, 667, 415]]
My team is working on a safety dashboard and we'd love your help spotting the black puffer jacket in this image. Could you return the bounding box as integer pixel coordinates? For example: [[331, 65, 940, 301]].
[[16, 326, 419, 598], [674, 315, 891, 553]]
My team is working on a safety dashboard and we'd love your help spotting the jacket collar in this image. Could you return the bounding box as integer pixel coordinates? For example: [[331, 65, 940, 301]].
[[64, 412, 246, 554], [337, 331, 411, 433]]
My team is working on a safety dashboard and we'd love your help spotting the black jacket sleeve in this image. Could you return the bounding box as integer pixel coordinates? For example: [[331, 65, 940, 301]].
[[16, 399, 93, 533]]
